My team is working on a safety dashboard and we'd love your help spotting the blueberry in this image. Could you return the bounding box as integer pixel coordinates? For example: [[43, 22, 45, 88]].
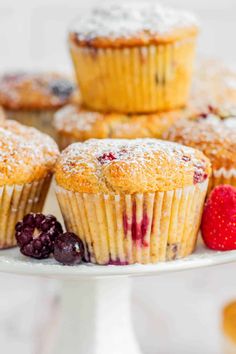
[[54, 232, 84, 265], [49, 79, 74, 98]]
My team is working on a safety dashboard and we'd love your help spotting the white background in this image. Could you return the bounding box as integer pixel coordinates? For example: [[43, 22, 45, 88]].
[[0, 0, 236, 353]]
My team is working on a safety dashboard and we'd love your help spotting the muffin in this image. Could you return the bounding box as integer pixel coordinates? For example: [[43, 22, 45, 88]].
[[189, 59, 236, 117], [55, 139, 210, 265], [0, 72, 78, 138], [222, 301, 236, 354], [0, 120, 59, 248], [69, 3, 198, 113], [54, 104, 188, 149], [165, 115, 236, 191]]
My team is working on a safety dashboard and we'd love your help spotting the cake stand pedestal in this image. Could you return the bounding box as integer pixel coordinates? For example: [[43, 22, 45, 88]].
[[0, 246, 236, 354], [52, 277, 140, 354]]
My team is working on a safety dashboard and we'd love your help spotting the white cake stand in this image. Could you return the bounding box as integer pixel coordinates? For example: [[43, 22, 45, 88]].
[[0, 246, 236, 354]]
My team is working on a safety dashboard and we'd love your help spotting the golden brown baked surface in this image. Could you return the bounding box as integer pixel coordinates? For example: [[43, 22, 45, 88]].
[[54, 104, 187, 142], [0, 120, 59, 186], [0, 72, 77, 110], [55, 138, 211, 194], [223, 301, 236, 344], [165, 115, 236, 170], [69, 3, 198, 48]]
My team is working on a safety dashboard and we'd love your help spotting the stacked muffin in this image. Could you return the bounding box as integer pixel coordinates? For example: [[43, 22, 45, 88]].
[[54, 2, 199, 148], [52, 3, 214, 265]]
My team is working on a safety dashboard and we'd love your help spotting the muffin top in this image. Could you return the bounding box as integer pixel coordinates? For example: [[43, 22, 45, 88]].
[[189, 59, 236, 117], [223, 301, 236, 344], [0, 72, 77, 110], [0, 120, 59, 186], [165, 115, 236, 170], [55, 139, 211, 194], [54, 104, 186, 144], [69, 3, 198, 48]]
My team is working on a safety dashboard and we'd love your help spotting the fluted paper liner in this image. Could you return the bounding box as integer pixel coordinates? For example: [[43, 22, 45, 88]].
[[208, 168, 236, 192], [70, 37, 196, 113], [55, 180, 208, 265], [0, 175, 52, 249]]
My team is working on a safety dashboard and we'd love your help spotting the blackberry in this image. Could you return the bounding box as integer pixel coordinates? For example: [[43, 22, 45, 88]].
[[49, 79, 74, 99], [54, 232, 84, 265], [15, 213, 63, 259]]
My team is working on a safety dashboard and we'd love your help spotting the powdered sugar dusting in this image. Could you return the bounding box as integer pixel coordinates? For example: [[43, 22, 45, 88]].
[[0, 120, 59, 185], [54, 105, 100, 132], [166, 116, 236, 169], [58, 139, 209, 192], [70, 3, 198, 41]]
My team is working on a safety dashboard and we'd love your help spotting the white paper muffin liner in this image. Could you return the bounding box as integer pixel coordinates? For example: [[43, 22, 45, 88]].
[[0, 174, 52, 249], [70, 37, 196, 113], [55, 180, 208, 265], [208, 168, 236, 192]]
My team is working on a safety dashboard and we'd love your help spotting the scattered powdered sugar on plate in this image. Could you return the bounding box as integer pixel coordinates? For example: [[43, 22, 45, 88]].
[[70, 3, 198, 40]]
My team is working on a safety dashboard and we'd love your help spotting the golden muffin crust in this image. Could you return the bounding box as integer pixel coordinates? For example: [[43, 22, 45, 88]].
[[223, 301, 236, 344], [165, 115, 236, 170], [54, 104, 187, 143], [0, 120, 59, 186], [69, 3, 198, 48], [0, 72, 77, 110], [55, 139, 211, 194]]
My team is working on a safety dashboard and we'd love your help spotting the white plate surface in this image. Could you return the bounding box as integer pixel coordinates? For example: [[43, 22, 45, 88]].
[[0, 245, 235, 279]]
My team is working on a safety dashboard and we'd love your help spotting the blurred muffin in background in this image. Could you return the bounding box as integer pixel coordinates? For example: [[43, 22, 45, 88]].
[[164, 114, 236, 192], [69, 3, 198, 113], [189, 59, 236, 117], [0, 106, 5, 122], [0, 72, 79, 139], [222, 301, 236, 354], [54, 104, 188, 150]]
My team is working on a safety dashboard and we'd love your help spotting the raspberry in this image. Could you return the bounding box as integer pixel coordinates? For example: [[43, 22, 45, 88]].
[[193, 170, 208, 184], [98, 152, 117, 164], [193, 163, 208, 184], [15, 213, 63, 259], [54, 232, 84, 265], [182, 155, 191, 162], [201, 185, 236, 250]]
